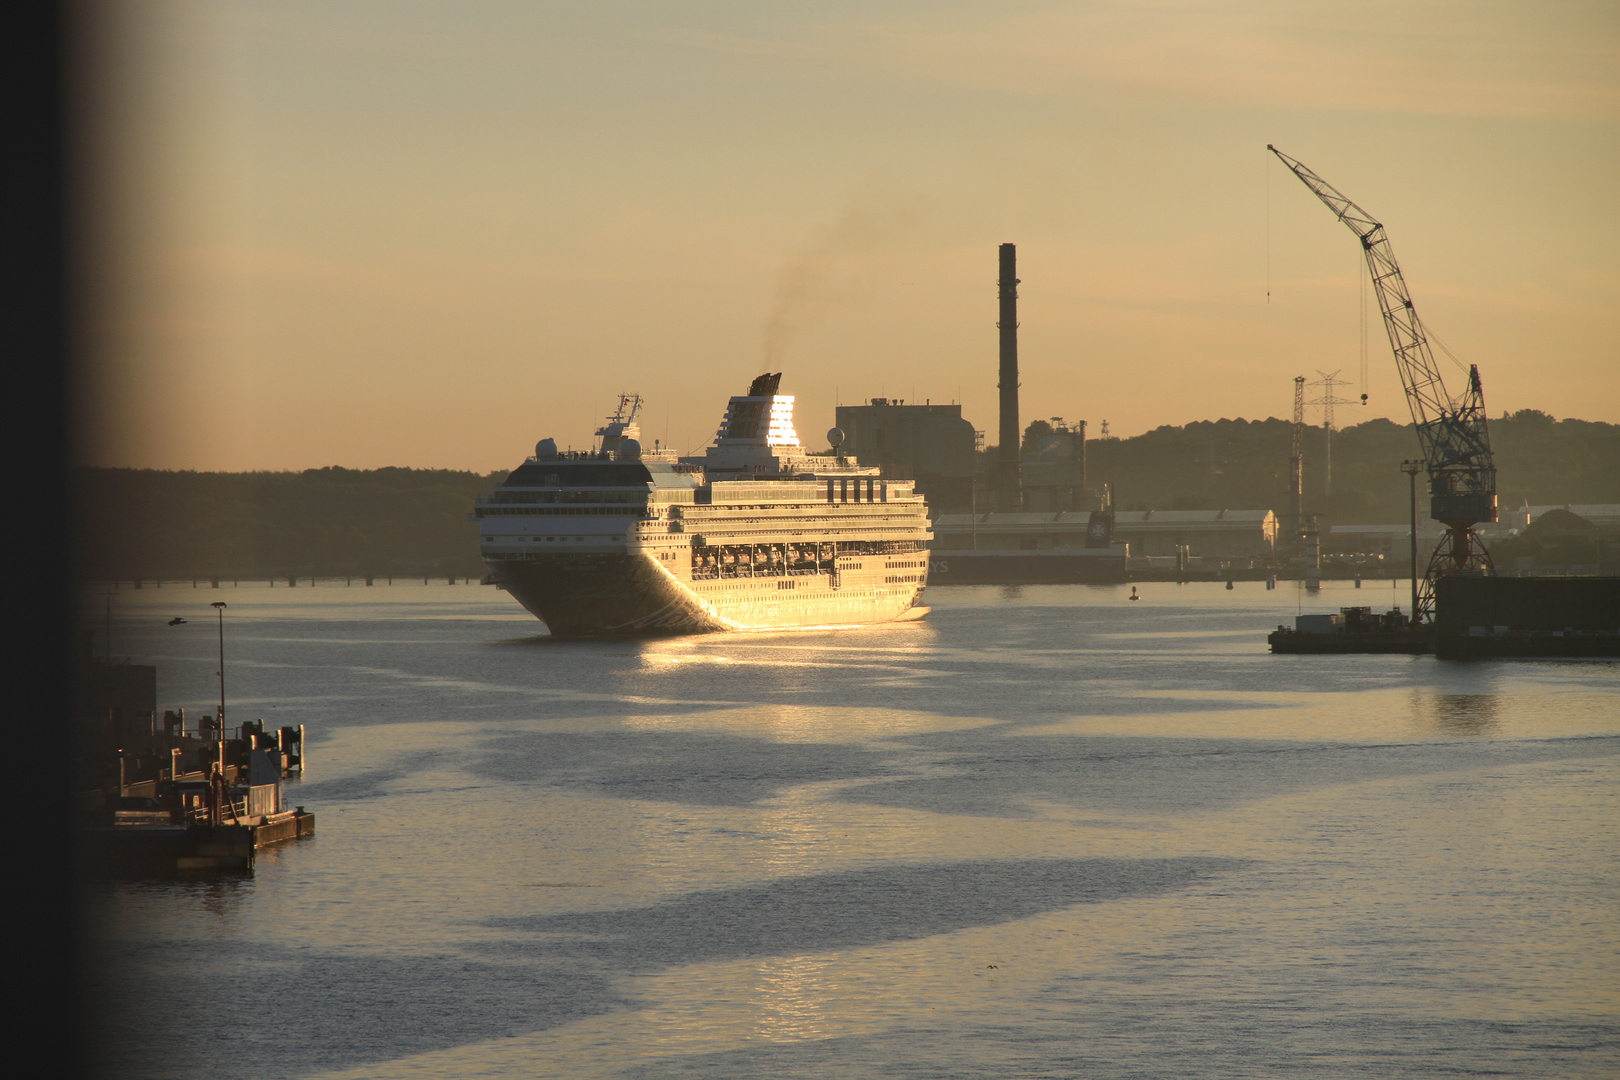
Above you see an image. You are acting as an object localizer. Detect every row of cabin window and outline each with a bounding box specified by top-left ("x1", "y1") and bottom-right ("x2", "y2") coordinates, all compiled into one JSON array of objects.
[
  {"x1": 482, "y1": 535, "x2": 625, "y2": 543},
  {"x1": 480, "y1": 507, "x2": 650, "y2": 516}
]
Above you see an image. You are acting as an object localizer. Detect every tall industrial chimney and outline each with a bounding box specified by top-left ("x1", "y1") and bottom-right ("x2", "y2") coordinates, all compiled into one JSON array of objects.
[
  {"x1": 997, "y1": 243, "x2": 1021, "y2": 509},
  {"x1": 1077, "y1": 419, "x2": 1087, "y2": 500}
]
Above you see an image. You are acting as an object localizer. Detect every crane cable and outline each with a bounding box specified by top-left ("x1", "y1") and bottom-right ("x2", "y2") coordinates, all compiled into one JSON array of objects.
[{"x1": 1425, "y1": 327, "x2": 1472, "y2": 377}]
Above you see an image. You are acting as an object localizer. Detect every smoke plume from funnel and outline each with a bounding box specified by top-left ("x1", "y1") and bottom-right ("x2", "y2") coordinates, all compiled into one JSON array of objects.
[{"x1": 761, "y1": 188, "x2": 926, "y2": 366}]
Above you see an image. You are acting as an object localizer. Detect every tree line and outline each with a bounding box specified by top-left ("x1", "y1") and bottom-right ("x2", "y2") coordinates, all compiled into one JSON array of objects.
[
  {"x1": 75, "y1": 410, "x2": 1616, "y2": 579},
  {"x1": 1000, "y1": 409, "x2": 1618, "y2": 524},
  {"x1": 75, "y1": 466, "x2": 502, "y2": 581}
]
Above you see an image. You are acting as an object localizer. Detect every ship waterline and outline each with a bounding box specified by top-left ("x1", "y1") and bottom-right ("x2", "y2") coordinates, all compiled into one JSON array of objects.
[
  {"x1": 491, "y1": 553, "x2": 930, "y2": 636},
  {"x1": 475, "y1": 376, "x2": 932, "y2": 637}
]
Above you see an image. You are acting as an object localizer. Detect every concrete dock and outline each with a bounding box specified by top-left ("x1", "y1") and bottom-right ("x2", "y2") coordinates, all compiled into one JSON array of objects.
[
  {"x1": 1270, "y1": 577, "x2": 1620, "y2": 658},
  {"x1": 85, "y1": 809, "x2": 316, "y2": 876}
]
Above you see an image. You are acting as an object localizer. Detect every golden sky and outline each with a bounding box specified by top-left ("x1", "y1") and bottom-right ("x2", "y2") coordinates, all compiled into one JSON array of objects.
[{"x1": 77, "y1": 0, "x2": 1620, "y2": 472}]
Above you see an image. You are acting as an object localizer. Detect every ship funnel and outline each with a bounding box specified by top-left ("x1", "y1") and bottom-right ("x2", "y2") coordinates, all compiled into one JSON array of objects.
[
  {"x1": 715, "y1": 373, "x2": 799, "y2": 446},
  {"x1": 682, "y1": 372, "x2": 813, "y2": 475}
]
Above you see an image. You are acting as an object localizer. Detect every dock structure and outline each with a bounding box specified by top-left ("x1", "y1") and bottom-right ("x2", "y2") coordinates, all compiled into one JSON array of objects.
[
  {"x1": 88, "y1": 762, "x2": 317, "y2": 876},
  {"x1": 927, "y1": 547, "x2": 1126, "y2": 584},
  {"x1": 78, "y1": 652, "x2": 316, "y2": 876},
  {"x1": 1268, "y1": 607, "x2": 1431, "y2": 654},
  {"x1": 1270, "y1": 577, "x2": 1620, "y2": 657},
  {"x1": 1432, "y1": 575, "x2": 1620, "y2": 658},
  {"x1": 85, "y1": 811, "x2": 316, "y2": 875}
]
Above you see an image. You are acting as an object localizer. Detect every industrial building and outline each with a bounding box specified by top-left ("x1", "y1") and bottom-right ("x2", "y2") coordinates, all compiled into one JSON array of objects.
[
  {"x1": 932, "y1": 511, "x2": 1108, "y2": 550},
  {"x1": 833, "y1": 244, "x2": 1096, "y2": 520},
  {"x1": 840, "y1": 403, "x2": 1097, "y2": 518},
  {"x1": 1021, "y1": 421, "x2": 1089, "y2": 512},
  {"x1": 1328, "y1": 504, "x2": 1620, "y2": 560},
  {"x1": 928, "y1": 510, "x2": 1127, "y2": 582},
  {"x1": 833, "y1": 398, "x2": 978, "y2": 512},
  {"x1": 933, "y1": 508, "x2": 1278, "y2": 562},
  {"x1": 1113, "y1": 510, "x2": 1278, "y2": 559}
]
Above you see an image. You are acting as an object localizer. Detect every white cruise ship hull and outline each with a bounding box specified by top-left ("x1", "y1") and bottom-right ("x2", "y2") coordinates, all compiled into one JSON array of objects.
[
  {"x1": 476, "y1": 375, "x2": 932, "y2": 638},
  {"x1": 491, "y1": 552, "x2": 926, "y2": 637}
]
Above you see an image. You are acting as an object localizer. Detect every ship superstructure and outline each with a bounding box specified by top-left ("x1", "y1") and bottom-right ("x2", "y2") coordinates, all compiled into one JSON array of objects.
[{"x1": 474, "y1": 374, "x2": 932, "y2": 636}]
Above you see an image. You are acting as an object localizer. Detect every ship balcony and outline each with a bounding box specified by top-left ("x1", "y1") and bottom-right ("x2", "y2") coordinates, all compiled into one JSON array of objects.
[{"x1": 690, "y1": 564, "x2": 830, "y2": 581}]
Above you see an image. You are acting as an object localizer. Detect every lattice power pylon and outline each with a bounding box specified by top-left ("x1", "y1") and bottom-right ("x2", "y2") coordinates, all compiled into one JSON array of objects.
[
  {"x1": 1307, "y1": 370, "x2": 1359, "y2": 499},
  {"x1": 1290, "y1": 375, "x2": 1305, "y2": 542}
]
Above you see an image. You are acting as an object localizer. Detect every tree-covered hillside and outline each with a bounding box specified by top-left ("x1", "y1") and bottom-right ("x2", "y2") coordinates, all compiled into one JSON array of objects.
[
  {"x1": 1002, "y1": 410, "x2": 1619, "y2": 524},
  {"x1": 75, "y1": 467, "x2": 502, "y2": 580},
  {"x1": 75, "y1": 410, "x2": 1618, "y2": 579}
]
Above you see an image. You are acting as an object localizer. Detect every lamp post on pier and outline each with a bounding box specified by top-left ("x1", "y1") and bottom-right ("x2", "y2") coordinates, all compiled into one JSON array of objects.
[
  {"x1": 1400, "y1": 462, "x2": 1421, "y2": 624},
  {"x1": 212, "y1": 602, "x2": 228, "y2": 733}
]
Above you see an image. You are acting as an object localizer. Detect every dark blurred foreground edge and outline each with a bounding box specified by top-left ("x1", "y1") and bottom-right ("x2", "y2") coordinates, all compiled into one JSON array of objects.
[{"x1": 14, "y1": 1, "x2": 85, "y2": 1074}]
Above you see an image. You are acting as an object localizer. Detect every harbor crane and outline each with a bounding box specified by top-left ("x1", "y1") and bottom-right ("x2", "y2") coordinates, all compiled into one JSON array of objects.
[{"x1": 1269, "y1": 145, "x2": 1497, "y2": 623}]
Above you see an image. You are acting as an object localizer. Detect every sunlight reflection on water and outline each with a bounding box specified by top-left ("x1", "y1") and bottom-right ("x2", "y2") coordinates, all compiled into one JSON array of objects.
[{"x1": 86, "y1": 581, "x2": 1619, "y2": 1079}]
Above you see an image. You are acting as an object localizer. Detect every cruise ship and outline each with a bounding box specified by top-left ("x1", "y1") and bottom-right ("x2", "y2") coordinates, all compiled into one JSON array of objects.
[{"x1": 474, "y1": 374, "x2": 932, "y2": 636}]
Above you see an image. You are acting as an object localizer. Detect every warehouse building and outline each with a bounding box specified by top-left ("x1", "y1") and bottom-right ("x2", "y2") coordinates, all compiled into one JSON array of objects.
[
  {"x1": 933, "y1": 508, "x2": 1278, "y2": 561},
  {"x1": 833, "y1": 399, "x2": 978, "y2": 512}
]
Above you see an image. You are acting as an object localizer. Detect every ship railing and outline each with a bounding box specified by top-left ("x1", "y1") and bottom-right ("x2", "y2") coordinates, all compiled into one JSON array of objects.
[
  {"x1": 691, "y1": 562, "x2": 828, "y2": 579},
  {"x1": 692, "y1": 565, "x2": 831, "y2": 578}
]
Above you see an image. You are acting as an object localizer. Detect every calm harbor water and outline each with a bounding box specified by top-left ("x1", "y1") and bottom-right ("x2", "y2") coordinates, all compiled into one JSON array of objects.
[{"x1": 88, "y1": 579, "x2": 1619, "y2": 1078}]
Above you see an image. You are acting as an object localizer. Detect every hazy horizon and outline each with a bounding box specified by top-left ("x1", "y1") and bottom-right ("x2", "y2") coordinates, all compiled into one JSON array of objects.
[{"x1": 76, "y1": 1, "x2": 1619, "y2": 473}]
